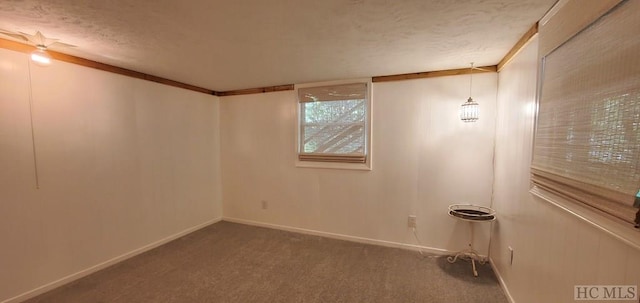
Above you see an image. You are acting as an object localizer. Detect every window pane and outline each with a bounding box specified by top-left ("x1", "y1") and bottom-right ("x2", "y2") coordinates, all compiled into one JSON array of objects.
[{"x1": 301, "y1": 99, "x2": 365, "y2": 154}]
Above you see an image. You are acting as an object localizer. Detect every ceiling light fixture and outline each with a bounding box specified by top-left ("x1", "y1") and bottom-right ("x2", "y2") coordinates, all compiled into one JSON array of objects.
[
  {"x1": 0, "y1": 30, "x2": 76, "y2": 67},
  {"x1": 460, "y1": 62, "x2": 479, "y2": 122},
  {"x1": 30, "y1": 45, "x2": 51, "y2": 66}
]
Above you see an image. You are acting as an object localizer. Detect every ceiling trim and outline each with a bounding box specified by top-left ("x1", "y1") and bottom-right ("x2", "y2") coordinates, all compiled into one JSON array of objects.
[
  {"x1": 372, "y1": 65, "x2": 498, "y2": 83},
  {"x1": 216, "y1": 65, "x2": 500, "y2": 97},
  {"x1": 1, "y1": 18, "x2": 540, "y2": 98},
  {"x1": 497, "y1": 22, "x2": 539, "y2": 71},
  {"x1": 0, "y1": 37, "x2": 217, "y2": 96},
  {"x1": 217, "y1": 84, "x2": 295, "y2": 97}
]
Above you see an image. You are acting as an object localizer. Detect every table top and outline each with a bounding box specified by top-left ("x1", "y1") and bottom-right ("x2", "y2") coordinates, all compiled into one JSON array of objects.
[{"x1": 448, "y1": 204, "x2": 496, "y2": 222}]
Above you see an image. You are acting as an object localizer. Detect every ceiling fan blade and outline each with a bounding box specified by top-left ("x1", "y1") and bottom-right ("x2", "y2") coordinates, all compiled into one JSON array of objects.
[
  {"x1": 2, "y1": 30, "x2": 74, "y2": 49},
  {"x1": 18, "y1": 31, "x2": 56, "y2": 46},
  {"x1": 0, "y1": 29, "x2": 29, "y2": 42},
  {"x1": 47, "y1": 41, "x2": 77, "y2": 49},
  {"x1": 17, "y1": 31, "x2": 42, "y2": 45}
]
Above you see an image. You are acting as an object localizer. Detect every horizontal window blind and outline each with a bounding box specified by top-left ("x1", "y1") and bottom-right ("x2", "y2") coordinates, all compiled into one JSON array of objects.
[
  {"x1": 298, "y1": 153, "x2": 366, "y2": 163},
  {"x1": 532, "y1": 0, "x2": 640, "y2": 227},
  {"x1": 298, "y1": 83, "x2": 368, "y2": 163},
  {"x1": 298, "y1": 83, "x2": 367, "y2": 103}
]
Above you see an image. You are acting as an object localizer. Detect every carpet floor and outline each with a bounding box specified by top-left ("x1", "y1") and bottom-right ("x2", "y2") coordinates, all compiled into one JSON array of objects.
[{"x1": 25, "y1": 221, "x2": 508, "y2": 303}]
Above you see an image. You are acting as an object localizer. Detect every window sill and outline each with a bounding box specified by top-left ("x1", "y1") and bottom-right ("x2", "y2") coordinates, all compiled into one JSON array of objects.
[
  {"x1": 530, "y1": 185, "x2": 640, "y2": 251},
  {"x1": 295, "y1": 160, "x2": 372, "y2": 171}
]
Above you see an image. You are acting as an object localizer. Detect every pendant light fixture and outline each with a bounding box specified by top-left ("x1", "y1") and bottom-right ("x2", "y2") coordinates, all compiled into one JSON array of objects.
[{"x1": 460, "y1": 62, "x2": 479, "y2": 122}]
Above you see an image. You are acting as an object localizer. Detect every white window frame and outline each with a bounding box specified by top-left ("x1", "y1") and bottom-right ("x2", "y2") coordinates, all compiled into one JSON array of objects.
[{"x1": 295, "y1": 78, "x2": 372, "y2": 170}]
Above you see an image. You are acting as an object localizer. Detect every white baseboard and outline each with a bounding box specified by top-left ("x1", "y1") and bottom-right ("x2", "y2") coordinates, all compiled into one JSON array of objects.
[
  {"x1": 489, "y1": 257, "x2": 515, "y2": 303},
  {"x1": 2, "y1": 217, "x2": 222, "y2": 303},
  {"x1": 5, "y1": 217, "x2": 495, "y2": 303},
  {"x1": 222, "y1": 216, "x2": 453, "y2": 256}
]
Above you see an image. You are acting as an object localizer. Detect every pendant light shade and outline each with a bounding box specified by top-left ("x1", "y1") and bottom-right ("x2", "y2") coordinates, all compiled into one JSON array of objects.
[
  {"x1": 460, "y1": 97, "x2": 479, "y2": 122},
  {"x1": 460, "y1": 63, "x2": 479, "y2": 122}
]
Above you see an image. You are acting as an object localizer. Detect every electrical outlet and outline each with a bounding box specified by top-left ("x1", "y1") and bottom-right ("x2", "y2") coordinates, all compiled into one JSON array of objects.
[
  {"x1": 508, "y1": 246, "x2": 514, "y2": 265},
  {"x1": 407, "y1": 215, "x2": 417, "y2": 228},
  {"x1": 261, "y1": 200, "x2": 268, "y2": 210}
]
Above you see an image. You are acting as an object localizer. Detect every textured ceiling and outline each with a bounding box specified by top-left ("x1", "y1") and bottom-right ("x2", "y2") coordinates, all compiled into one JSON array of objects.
[{"x1": 0, "y1": 0, "x2": 555, "y2": 91}]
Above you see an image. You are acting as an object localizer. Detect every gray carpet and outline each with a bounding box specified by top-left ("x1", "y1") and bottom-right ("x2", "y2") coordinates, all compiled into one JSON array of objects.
[{"x1": 25, "y1": 221, "x2": 508, "y2": 303}]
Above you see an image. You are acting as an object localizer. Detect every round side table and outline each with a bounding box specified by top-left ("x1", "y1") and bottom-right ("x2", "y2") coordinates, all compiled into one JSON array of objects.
[{"x1": 447, "y1": 204, "x2": 496, "y2": 277}]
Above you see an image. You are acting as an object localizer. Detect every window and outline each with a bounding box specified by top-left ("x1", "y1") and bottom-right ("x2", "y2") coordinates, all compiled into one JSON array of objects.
[
  {"x1": 296, "y1": 81, "x2": 371, "y2": 168},
  {"x1": 532, "y1": 0, "x2": 640, "y2": 229}
]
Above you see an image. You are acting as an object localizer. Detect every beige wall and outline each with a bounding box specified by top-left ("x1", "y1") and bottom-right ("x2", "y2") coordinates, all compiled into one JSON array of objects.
[
  {"x1": 0, "y1": 48, "x2": 222, "y2": 302},
  {"x1": 491, "y1": 36, "x2": 640, "y2": 303},
  {"x1": 220, "y1": 73, "x2": 497, "y2": 254},
  {"x1": 5, "y1": 8, "x2": 637, "y2": 303}
]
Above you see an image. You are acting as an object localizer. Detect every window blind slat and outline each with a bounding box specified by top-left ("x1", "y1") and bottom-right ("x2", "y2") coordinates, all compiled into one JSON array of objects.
[
  {"x1": 531, "y1": 168, "x2": 637, "y2": 224},
  {"x1": 298, "y1": 154, "x2": 366, "y2": 163},
  {"x1": 298, "y1": 83, "x2": 367, "y2": 103}
]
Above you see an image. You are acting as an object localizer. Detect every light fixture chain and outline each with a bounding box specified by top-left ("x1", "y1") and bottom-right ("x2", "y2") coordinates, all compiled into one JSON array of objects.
[
  {"x1": 469, "y1": 62, "x2": 474, "y2": 98},
  {"x1": 26, "y1": 58, "x2": 40, "y2": 189}
]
